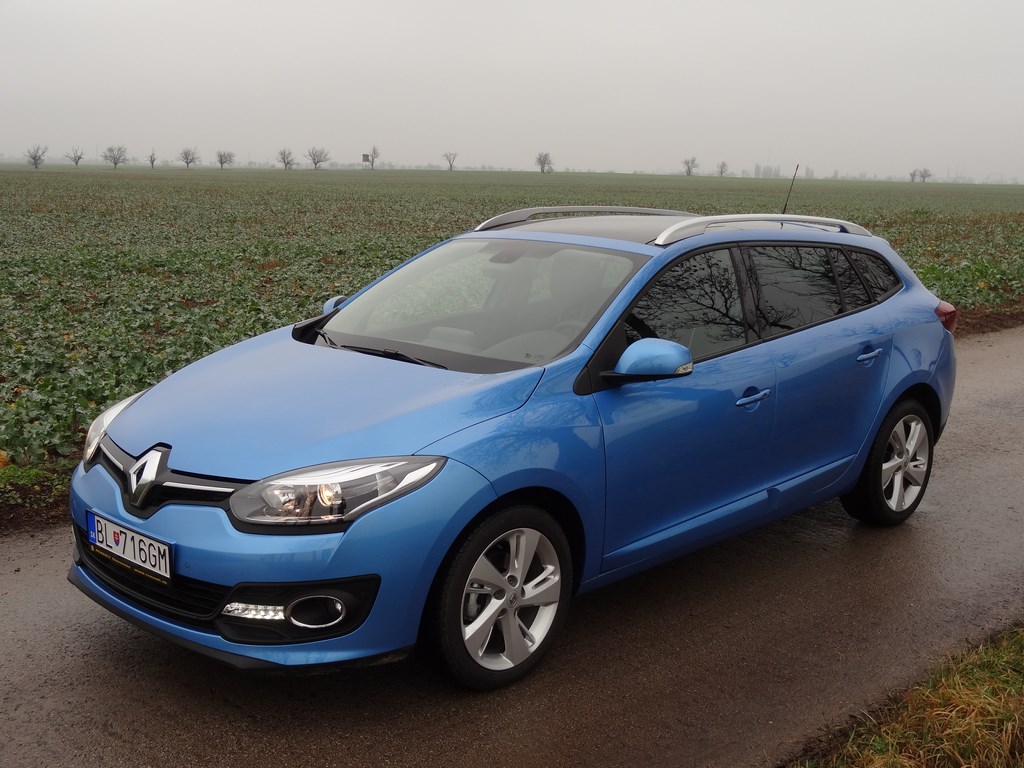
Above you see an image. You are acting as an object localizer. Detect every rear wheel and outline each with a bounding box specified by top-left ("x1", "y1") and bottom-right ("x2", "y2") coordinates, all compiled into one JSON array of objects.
[
  {"x1": 435, "y1": 505, "x2": 572, "y2": 690},
  {"x1": 841, "y1": 400, "x2": 934, "y2": 526}
]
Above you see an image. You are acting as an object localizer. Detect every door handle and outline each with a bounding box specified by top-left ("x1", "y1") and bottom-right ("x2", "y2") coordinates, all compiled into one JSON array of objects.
[
  {"x1": 856, "y1": 348, "x2": 883, "y2": 363},
  {"x1": 735, "y1": 389, "x2": 771, "y2": 407}
]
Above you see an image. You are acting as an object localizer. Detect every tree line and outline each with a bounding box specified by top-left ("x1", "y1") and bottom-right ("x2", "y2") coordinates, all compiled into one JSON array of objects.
[
  {"x1": 21, "y1": 143, "x2": 532, "y2": 174},
  {"x1": 20, "y1": 143, "x2": 473, "y2": 172},
  {"x1": 21, "y1": 144, "x2": 938, "y2": 180},
  {"x1": 21, "y1": 143, "x2": 396, "y2": 171}
]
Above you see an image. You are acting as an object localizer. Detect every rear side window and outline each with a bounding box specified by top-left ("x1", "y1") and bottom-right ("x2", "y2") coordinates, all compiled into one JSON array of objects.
[
  {"x1": 743, "y1": 246, "x2": 842, "y2": 337},
  {"x1": 830, "y1": 249, "x2": 873, "y2": 310},
  {"x1": 848, "y1": 250, "x2": 902, "y2": 299}
]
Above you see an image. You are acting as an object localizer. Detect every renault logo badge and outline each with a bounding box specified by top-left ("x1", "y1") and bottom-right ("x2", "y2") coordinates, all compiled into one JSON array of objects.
[{"x1": 128, "y1": 449, "x2": 165, "y2": 506}]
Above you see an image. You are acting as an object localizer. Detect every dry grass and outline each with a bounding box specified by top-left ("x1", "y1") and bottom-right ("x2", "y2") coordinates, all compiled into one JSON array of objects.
[{"x1": 790, "y1": 627, "x2": 1024, "y2": 767}]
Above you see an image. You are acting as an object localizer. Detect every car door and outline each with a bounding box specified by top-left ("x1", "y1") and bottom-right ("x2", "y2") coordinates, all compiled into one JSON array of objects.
[
  {"x1": 593, "y1": 248, "x2": 777, "y2": 570},
  {"x1": 742, "y1": 244, "x2": 894, "y2": 504}
]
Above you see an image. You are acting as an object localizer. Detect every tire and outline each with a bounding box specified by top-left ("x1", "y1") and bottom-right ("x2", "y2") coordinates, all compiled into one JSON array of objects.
[
  {"x1": 434, "y1": 505, "x2": 572, "y2": 690},
  {"x1": 841, "y1": 400, "x2": 934, "y2": 526}
]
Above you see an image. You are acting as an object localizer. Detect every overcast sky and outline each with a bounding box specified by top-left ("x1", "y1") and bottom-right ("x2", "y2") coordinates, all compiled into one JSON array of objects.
[{"x1": 3, "y1": 0, "x2": 1022, "y2": 181}]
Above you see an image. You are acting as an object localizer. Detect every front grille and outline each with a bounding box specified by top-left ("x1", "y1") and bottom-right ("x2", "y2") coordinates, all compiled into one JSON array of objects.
[
  {"x1": 74, "y1": 525, "x2": 229, "y2": 627},
  {"x1": 93, "y1": 435, "x2": 248, "y2": 520}
]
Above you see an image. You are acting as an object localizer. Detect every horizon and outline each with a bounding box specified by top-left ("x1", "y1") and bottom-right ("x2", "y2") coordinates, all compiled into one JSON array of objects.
[{"x1": 2, "y1": 156, "x2": 1015, "y2": 184}]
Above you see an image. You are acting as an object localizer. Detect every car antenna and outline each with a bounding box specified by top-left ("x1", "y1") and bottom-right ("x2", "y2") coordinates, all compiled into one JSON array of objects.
[{"x1": 781, "y1": 164, "x2": 800, "y2": 214}]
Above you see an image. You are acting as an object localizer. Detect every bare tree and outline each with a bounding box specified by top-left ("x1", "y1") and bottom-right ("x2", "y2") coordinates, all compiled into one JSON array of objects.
[
  {"x1": 65, "y1": 146, "x2": 85, "y2": 167},
  {"x1": 215, "y1": 150, "x2": 235, "y2": 170},
  {"x1": 682, "y1": 156, "x2": 699, "y2": 176},
  {"x1": 24, "y1": 145, "x2": 47, "y2": 169},
  {"x1": 369, "y1": 145, "x2": 380, "y2": 170},
  {"x1": 277, "y1": 148, "x2": 295, "y2": 170},
  {"x1": 147, "y1": 150, "x2": 157, "y2": 169},
  {"x1": 178, "y1": 147, "x2": 199, "y2": 169},
  {"x1": 305, "y1": 147, "x2": 330, "y2": 170},
  {"x1": 535, "y1": 151, "x2": 553, "y2": 173},
  {"x1": 716, "y1": 160, "x2": 728, "y2": 177},
  {"x1": 102, "y1": 145, "x2": 128, "y2": 169},
  {"x1": 443, "y1": 152, "x2": 458, "y2": 171},
  {"x1": 919, "y1": 168, "x2": 932, "y2": 183},
  {"x1": 909, "y1": 169, "x2": 920, "y2": 183}
]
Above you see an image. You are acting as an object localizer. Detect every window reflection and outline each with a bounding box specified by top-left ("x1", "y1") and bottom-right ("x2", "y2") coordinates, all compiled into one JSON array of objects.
[
  {"x1": 744, "y1": 246, "x2": 842, "y2": 336},
  {"x1": 629, "y1": 249, "x2": 748, "y2": 359},
  {"x1": 848, "y1": 249, "x2": 902, "y2": 299},
  {"x1": 831, "y1": 249, "x2": 872, "y2": 310}
]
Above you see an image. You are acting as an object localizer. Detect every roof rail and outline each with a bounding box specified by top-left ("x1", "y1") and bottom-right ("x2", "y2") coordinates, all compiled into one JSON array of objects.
[
  {"x1": 654, "y1": 214, "x2": 871, "y2": 245},
  {"x1": 476, "y1": 206, "x2": 694, "y2": 232}
]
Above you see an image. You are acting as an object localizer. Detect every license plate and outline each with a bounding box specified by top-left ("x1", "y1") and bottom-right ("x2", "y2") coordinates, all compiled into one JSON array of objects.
[{"x1": 87, "y1": 512, "x2": 171, "y2": 586}]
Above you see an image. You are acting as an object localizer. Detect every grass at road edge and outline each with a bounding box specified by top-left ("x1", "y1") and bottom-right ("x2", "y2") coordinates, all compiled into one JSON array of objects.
[
  {"x1": 0, "y1": 456, "x2": 75, "y2": 533},
  {"x1": 784, "y1": 625, "x2": 1024, "y2": 767}
]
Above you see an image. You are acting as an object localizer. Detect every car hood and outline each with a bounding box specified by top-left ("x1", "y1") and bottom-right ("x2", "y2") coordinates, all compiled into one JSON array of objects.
[{"x1": 106, "y1": 327, "x2": 543, "y2": 479}]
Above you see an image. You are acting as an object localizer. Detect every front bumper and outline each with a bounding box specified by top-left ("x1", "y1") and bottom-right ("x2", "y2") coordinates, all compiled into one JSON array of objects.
[{"x1": 67, "y1": 457, "x2": 497, "y2": 667}]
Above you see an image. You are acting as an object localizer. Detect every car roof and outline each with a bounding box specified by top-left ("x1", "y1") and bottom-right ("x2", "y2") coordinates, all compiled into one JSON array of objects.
[{"x1": 475, "y1": 207, "x2": 872, "y2": 246}]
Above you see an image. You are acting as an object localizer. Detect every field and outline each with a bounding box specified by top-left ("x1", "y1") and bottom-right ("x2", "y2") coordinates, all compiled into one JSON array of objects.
[{"x1": 1, "y1": 166, "x2": 1023, "y2": 466}]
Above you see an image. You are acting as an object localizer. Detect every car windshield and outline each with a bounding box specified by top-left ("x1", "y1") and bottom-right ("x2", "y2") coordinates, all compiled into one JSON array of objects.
[{"x1": 323, "y1": 238, "x2": 643, "y2": 372}]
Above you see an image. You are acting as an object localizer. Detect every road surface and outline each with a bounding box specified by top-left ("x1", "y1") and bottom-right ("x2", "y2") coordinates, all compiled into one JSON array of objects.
[{"x1": 2, "y1": 328, "x2": 1023, "y2": 768}]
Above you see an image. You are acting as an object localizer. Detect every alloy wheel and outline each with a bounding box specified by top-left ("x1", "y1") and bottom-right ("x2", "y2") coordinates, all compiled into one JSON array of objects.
[
  {"x1": 881, "y1": 413, "x2": 931, "y2": 512},
  {"x1": 460, "y1": 527, "x2": 562, "y2": 671}
]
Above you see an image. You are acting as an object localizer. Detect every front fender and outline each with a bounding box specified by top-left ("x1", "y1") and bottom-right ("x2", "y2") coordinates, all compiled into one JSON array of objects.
[{"x1": 422, "y1": 363, "x2": 607, "y2": 585}]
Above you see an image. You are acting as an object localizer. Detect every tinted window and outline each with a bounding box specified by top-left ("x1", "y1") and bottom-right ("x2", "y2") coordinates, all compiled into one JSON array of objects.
[
  {"x1": 628, "y1": 249, "x2": 748, "y2": 359},
  {"x1": 830, "y1": 249, "x2": 872, "y2": 310},
  {"x1": 744, "y1": 246, "x2": 842, "y2": 336},
  {"x1": 848, "y1": 250, "x2": 902, "y2": 299}
]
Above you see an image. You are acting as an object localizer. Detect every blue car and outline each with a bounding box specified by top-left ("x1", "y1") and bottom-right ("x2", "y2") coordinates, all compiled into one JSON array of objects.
[{"x1": 69, "y1": 207, "x2": 957, "y2": 689}]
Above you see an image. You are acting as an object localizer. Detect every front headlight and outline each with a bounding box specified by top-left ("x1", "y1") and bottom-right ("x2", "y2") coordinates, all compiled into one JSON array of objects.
[
  {"x1": 83, "y1": 391, "x2": 146, "y2": 463},
  {"x1": 229, "y1": 456, "x2": 446, "y2": 526}
]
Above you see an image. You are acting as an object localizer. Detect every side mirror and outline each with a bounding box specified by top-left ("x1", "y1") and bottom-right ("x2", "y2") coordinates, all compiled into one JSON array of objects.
[
  {"x1": 601, "y1": 338, "x2": 693, "y2": 385},
  {"x1": 321, "y1": 295, "x2": 348, "y2": 314}
]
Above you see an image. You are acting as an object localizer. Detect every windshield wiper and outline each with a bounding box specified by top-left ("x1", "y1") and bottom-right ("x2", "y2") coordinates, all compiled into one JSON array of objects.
[
  {"x1": 339, "y1": 345, "x2": 447, "y2": 369},
  {"x1": 314, "y1": 328, "x2": 340, "y2": 348}
]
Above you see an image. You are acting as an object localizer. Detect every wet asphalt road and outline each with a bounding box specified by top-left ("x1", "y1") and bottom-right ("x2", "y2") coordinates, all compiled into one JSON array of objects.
[{"x1": 2, "y1": 328, "x2": 1023, "y2": 768}]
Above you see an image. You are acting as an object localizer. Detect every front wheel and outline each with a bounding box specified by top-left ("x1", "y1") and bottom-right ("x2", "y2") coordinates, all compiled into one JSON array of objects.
[
  {"x1": 434, "y1": 505, "x2": 572, "y2": 690},
  {"x1": 841, "y1": 400, "x2": 934, "y2": 526}
]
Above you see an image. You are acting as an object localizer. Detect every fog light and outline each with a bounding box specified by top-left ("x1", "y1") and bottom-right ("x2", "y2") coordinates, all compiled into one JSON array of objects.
[
  {"x1": 286, "y1": 595, "x2": 347, "y2": 629},
  {"x1": 222, "y1": 602, "x2": 286, "y2": 621}
]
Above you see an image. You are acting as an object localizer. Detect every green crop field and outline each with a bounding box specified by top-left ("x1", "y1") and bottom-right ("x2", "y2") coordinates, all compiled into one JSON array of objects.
[{"x1": 2, "y1": 166, "x2": 1023, "y2": 465}]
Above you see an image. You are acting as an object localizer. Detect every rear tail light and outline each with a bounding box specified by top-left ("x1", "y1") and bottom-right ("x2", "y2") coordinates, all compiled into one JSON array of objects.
[{"x1": 935, "y1": 300, "x2": 958, "y2": 333}]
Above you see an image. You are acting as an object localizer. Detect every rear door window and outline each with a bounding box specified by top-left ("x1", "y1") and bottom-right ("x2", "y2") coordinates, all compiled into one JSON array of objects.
[{"x1": 743, "y1": 246, "x2": 843, "y2": 337}]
